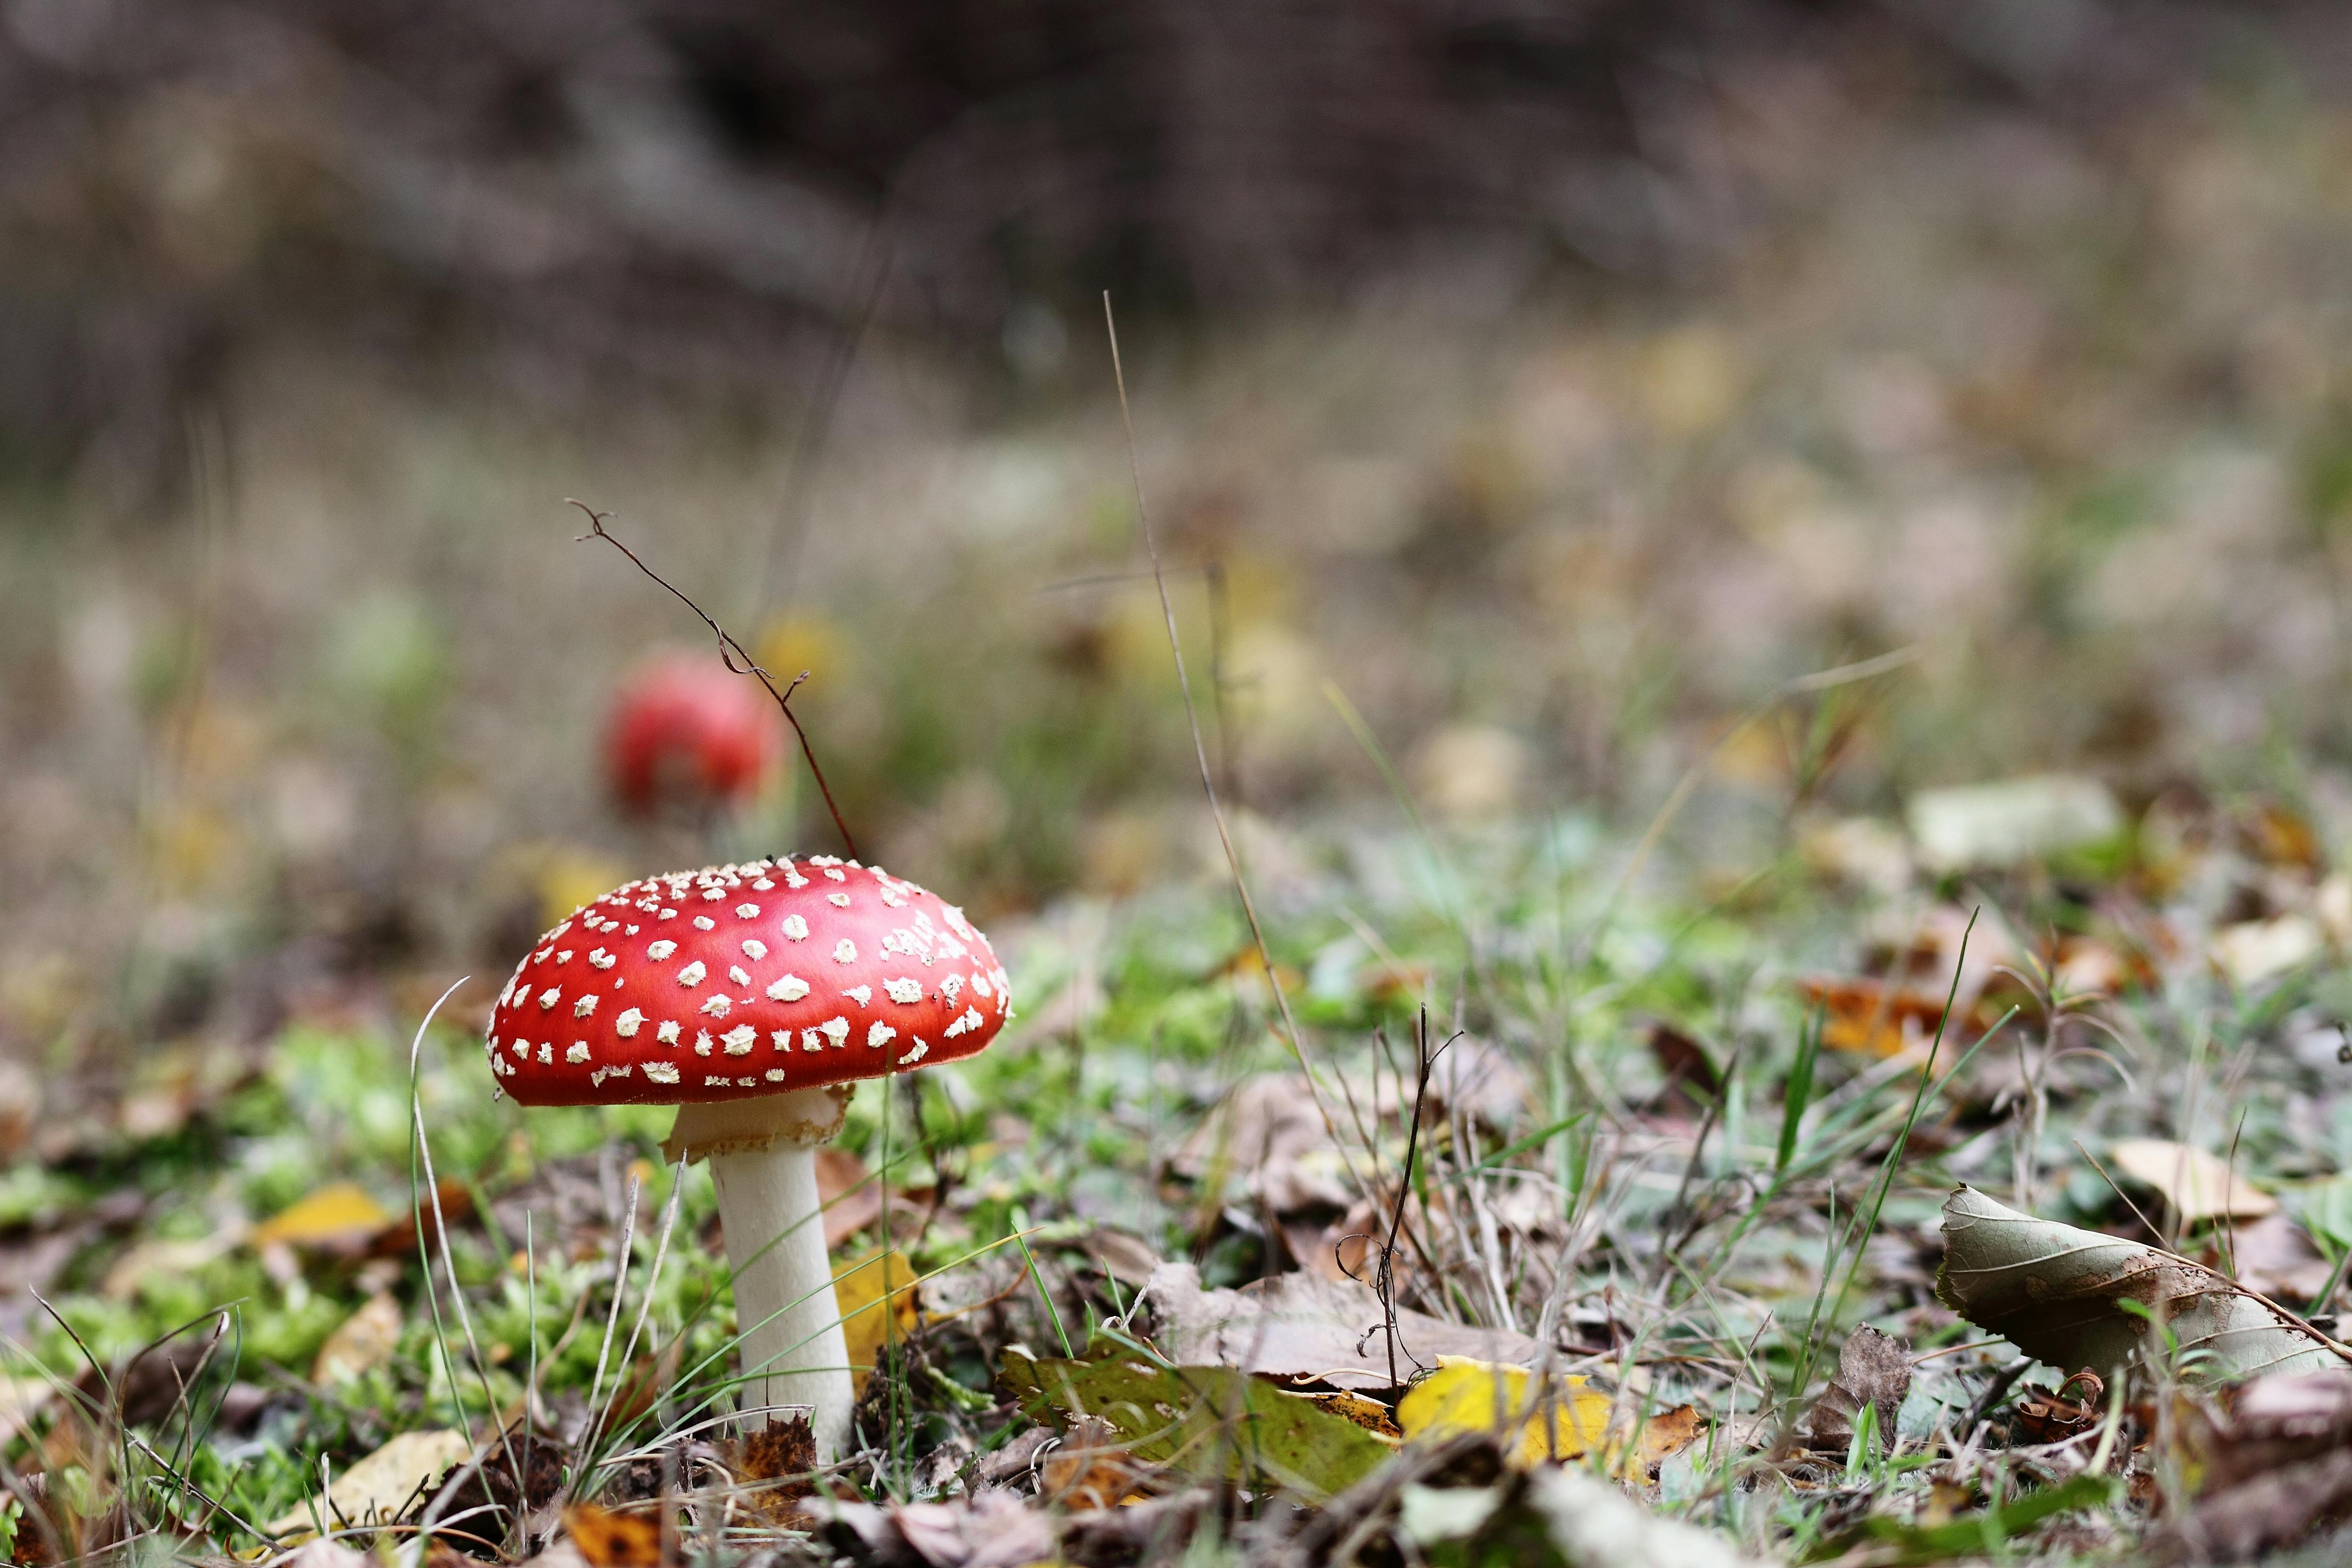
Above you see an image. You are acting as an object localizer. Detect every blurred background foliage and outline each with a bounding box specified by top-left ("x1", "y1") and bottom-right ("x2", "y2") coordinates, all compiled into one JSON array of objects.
[{"x1": 8, "y1": 0, "x2": 2352, "y2": 1091}]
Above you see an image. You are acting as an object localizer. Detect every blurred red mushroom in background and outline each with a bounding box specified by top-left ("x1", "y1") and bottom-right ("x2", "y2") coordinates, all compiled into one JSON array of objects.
[{"x1": 605, "y1": 654, "x2": 783, "y2": 817}]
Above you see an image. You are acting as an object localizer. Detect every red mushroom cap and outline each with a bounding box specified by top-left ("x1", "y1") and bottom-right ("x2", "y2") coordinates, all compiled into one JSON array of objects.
[
  {"x1": 485, "y1": 857, "x2": 1010, "y2": 1106},
  {"x1": 604, "y1": 656, "x2": 782, "y2": 814}
]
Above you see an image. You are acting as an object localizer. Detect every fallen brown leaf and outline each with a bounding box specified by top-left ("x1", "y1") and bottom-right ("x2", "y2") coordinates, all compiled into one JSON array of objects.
[
  {"x1": 1147, "y1": 1261, "x2": 1544, "y2": 1391},
  {"x1": 728, "y1": 1414, "x2": 817, "y2": 1525},
  {"x1": 1041, "y1": 1415, "x2": 1146, "y2": 1510},
  {"x1": 815, "y1": 1147, "x2": 882, "y2": 1247},
  {"x1": 1172, "y1": 1075, "x2": 1356, "y2": 1213},
  {"x1": 1938, "y1": 1185, "x2": 2349, "y2": 1384},
  {"x1": 1303, "y1": 1389, "x2": 1402, "y2": 1440},
  {"x1": 365, "y1": 1179, "x2": 478, "y2": 1259},
  {"x1": 2010, "y1": 1376, "x2": 2103, "y2": 1444},
  {"x1": 1079, "y1": 1227, "x2": 1162, "y2": 1289},
  {"x1": 1796, "y1": 976, "x2": 1987, "y2": 1058},
  {"x1": 425, "y1": 1426, "x2": 568, "y2": 1532},
  {"x1": 1627, "y1": 1403, "x2": 1707, "y2": 1470},
  {"x1": 562, "y1": 1503, "x2": 660, "y2": 1568},
  {"x1": 265, "y1": 1428, "x2": 471, "y2": 1541},
  {"x1": 2228, "y1": 1212, "x2": 2333, "y2": 1305},
  {"x1": 1803, "y1": 1325, "x2": 1911, "y2": 1455},
  {"x1": 811, "y1": 1492, "x2": 1058, "y2": 1568},
  {"x1": 2152, "y1": 1372, "x2": 2352, "y2": 1564},
  {"x1": 2107, "y1": 1138, "x2": 2276, "y2": 1225},
  {"x1": 312, "y1": 1292, "x2": 402, "y2": 1385},
  {"x1": 1645, "y1": 1020, "x2": 1722, "y2": 1114}
]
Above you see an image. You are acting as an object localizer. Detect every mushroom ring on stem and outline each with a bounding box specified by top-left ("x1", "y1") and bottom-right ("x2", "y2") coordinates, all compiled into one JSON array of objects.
[{"x1": 484, "y1": 855, "x2": 1010, "y2": 1461}]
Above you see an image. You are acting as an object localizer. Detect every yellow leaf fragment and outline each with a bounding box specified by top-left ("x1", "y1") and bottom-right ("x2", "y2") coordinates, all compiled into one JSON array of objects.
[
  {"x1": 1395, "y1": 1357, "x2": 1612, "y2": 1467},
  {"x1": 1635, "y1": 1403, "x2": 1707, "y2": 1469},
  {"x1": 833, "y1": 1248, "x2": 919, "y2": 1397},
  {"x1": 254, "y1": 1183, "x2": 394, "y2": 1249},
  {"x1": 265, "y1": 1427, "x2": 472, "y2": 1541},
  {"x1": 2108, "y1": 1138, "x2": 2275, "y2": 1225}
]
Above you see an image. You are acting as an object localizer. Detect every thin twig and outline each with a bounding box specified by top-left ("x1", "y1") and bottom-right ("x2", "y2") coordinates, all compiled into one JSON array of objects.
[
  {"x1": 1099, "y1": 295, "x2": 1365, "y2": 1199},
  {"x1": 1342, "y1": 1009, "x2": 1460, "y2": 1388},
  {"x1": 570, "y1": 499, "x2": 857, "y2": 857}
]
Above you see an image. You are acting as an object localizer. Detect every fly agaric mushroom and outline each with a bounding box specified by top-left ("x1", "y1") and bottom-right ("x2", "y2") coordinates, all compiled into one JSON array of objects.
[
  {"x1": 605, "y1": 654, "x2": 783, "y2": 816},
  {"x1": 483, "y1": 855, "x2": 1009, "y2": 1459}
]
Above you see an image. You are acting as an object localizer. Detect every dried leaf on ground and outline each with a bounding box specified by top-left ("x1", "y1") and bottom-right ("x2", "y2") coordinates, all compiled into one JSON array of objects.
[
  {"x1": 1000, "y1": 1338, "x2": 1394, "y2": 1501},
  {"x1": 562, "y1": 1503, "x2": 661, "y2": 1568},
  {"x1": 265, "y1": 1427, "x2": 471, "y2": 1540},
  {"x1": 1393, "y1": 1357, "x2": 1701, "y2": 1475},
  {"x1": 1170, "y1": 1056, "x2": 1529, "y2": 1217},
  {"x1": 2108, "y1": 1138, "x2": 2276, "y2": 1224},
  {"x1": 834, "y1": 1248, "x2": 919, "y2": 1397},
  {"x1": 1170, "y1": 1074, "x2": 1361, "y2": 1212},
  {"x1": 813, "y1": 1491, "x2": 1058, "y2": 1568},
  {"x1": 1147, "y1": 1261, "x2": 1543, "y2": 1391},
  {"x1": 1805, "y1": 1325, "x2": 1912, "y2": 1455},
  {"x1": 2011, "y1": 1379, "x2": 2104, "y2": 1444},
  {"x1": 2151, "y1": 1450, "x2": 2352, "y2": 1566},
  {"x1": 2231, "y1": 1212, "x2": 2334, "y2": 1304},
  {"x1": 280, "y1": 1540, "x2": 369, "y2": 1568},
  {"x1": 412, "y1": 1425, "x2": 567, "y2": 1533},
  {"x1": 1645, "y1": 1021, "x2": 1722, "y2": 1113},
  {"x1": 1304, "y1": 1388, "x2": 1403, "y2": 1439},
  {"x1": 311, "y1": 1292, "x2": 402, "y2": 1384},
  {"x1": 2153, "y1": 1375, "x2": 2352, "y2": 1565},
  {"x1": 2200, "y1": 1370, "x2": 2352, "y2": 1490},
  {"x1": 365, "y1": 1178, "x2": 478, "y2": 1259},
  {"x1": 815, "y1": 1147, "x2": 882, "y2": 1247},
  {"x1": 254, "y1": 1182, "x2": 393, "y2": 1250},
  {"x1": 1796, "y1": 977, "x2": 1982, "y2": 1059},
  {"x1": 1040, "y1": 1414, "x2": 1147, "y2": 1509},
  {"x1": 1396, "y1": 1358, "x2": 1611, "y2": 1467},
  {"x1": 1937, "y1": 1185, "x2": 2349, "y2": 1385},
  {"x1": 1080, "y1": 1227, "x2": 1163, "y2": 1288},
  {"x1": 727, "y1": 1415, "x2": 816, "y2": 1525}
]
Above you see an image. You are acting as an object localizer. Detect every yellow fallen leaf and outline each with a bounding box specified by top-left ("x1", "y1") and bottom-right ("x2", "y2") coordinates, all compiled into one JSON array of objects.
[
  {"x1": 266, "y1": 1427, "x2": 472, "y2": 1540},
  {"x1": 833, "y1": 1248, "x2": 918, "y2": 1397},
  {"x1": 1395, "y1": 1357, "x2": 1611, "y2": 1467},
  {"x1": 312, "y1": 1292, "x2": 404, "y2": 1384},
  {"x1": 2108, "y1": 1138, "x2": 2275, "y2": 1225},
  {"x1": 254, "y1": 1183, "x2": 393, "y2": 1250},
  {"x1": 1633, "y1": 1402, "x2": 1708, "y2": 1469}
]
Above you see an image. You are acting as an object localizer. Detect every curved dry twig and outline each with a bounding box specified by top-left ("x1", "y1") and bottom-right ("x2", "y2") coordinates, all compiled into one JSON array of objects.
[{"x1": 569, "y1": 499, "x2": 857, "y2": 858}]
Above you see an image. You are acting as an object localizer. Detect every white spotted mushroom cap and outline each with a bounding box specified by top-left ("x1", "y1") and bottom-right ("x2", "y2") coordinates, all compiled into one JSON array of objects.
[{"x1": 484, "y1": 857, "x2": 1010, "y2": 1106}]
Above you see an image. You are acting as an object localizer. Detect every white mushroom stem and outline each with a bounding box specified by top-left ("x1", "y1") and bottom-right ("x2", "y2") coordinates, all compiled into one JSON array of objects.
[{"x1": 664, "y1": 1088, "x2": 855, "y2": 1461}]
